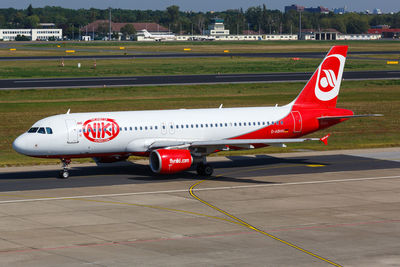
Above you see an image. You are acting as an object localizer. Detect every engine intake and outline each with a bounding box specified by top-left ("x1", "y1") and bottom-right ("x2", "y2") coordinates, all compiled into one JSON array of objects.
[{"x1": 150, "y1": 149, "x2": 193, "y2": 174}]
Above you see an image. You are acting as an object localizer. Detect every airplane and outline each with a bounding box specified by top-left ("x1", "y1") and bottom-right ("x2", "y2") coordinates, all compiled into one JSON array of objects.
[
  {"x1": 13, "y1": 45, "x2": 380, "y2": 179},
  {"x1": 140, "y1": 29, "x2": 176, "y2": 41}
]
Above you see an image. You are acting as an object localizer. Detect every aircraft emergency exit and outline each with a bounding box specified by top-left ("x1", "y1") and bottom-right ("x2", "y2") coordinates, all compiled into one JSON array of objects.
[{"x1": 13, "y1": 46, "x2": 379, "y2": 178}]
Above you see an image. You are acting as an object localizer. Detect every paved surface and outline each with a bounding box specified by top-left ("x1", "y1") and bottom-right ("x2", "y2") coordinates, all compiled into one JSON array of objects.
[
  {"x1": 0, "y1": 50, "x2": 399, "y2": 61},
  {"x1": 1, "y1": 70, "x2": 399, "y2": 90},
  {"x1": 0, "y1": 147, "x2": 399, "y2": 266}
]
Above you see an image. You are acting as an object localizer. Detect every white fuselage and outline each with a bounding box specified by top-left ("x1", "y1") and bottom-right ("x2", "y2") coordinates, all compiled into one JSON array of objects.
[{"x1": 13, "y1": 105, "x2": 292, "y2": 158}]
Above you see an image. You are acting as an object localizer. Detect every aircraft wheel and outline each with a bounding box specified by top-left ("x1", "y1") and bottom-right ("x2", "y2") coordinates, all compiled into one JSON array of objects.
[
  {"x1": 196, "y1": 164, "x2": 205, "y2": 176},
  {"x1": 196, "y1": 163, "x2": 213, "y2": 176},
  {"x1": 203, "y1": 164, "x2": 213, "y2": 176},
  {"x1": 59, "y1": 170, "x2": 69, "y2": 179}
]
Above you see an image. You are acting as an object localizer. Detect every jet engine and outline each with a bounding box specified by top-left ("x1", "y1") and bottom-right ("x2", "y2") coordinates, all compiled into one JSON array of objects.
[{"x1": 149, "y1": 149, "x2": 193, "y2": 174}]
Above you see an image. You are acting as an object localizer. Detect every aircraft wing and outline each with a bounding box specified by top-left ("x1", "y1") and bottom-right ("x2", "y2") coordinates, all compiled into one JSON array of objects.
[{"x1": 148, "y1": 135, "x2": 330, "y2": 150}]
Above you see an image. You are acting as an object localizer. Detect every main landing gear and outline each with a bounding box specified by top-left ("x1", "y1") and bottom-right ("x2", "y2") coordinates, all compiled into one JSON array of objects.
[
  {"x1": 196, "y1": 162, "x2": 214, "y2": 176},
  {"x1": 59, "y1": 158, "x2": 71, "y2": 179}
]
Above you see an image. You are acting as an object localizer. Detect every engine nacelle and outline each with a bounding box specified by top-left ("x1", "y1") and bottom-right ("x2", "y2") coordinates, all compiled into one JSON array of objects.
[{"x1": 149, "y1": 149, "x2": 193, "y2": 174}]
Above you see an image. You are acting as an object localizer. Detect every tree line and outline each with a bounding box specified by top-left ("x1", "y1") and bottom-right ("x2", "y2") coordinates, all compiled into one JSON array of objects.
[{"x1": 0, "y1": 4, "x2": 399, "y2": 38}]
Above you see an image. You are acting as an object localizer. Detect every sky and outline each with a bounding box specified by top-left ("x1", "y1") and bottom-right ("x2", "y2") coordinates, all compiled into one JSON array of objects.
[{"x1": 1, "y1": 0, "x2": 399, "y2": 13}]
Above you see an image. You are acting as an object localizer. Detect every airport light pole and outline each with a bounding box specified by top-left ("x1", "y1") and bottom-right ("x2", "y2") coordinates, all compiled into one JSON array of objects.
[
  {"x1": 109, "y1": 7, "x2": 112, "y2": 41},
  {"x1": 299, "y1": 11, "x2": 302, "y2": 40}
]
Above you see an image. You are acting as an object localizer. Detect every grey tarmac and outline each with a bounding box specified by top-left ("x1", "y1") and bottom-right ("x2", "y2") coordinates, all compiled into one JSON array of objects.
[{"x1": 0, "y1": 147, "x2": 399, "y2": 266}]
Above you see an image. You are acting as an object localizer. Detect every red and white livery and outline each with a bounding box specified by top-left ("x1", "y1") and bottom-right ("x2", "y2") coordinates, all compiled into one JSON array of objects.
[{"x1": 13, "y1": 46, "x2": 378, "y2": 178}]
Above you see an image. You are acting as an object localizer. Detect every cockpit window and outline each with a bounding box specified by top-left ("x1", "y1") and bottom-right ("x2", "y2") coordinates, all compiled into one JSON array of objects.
[
  {"x1": 37, "y1": 127, "x2": 46, "y2": 134},
  {"x1": 28, "y1": 127, "x2": 38, "y2": 133},
  {"x1": 46, "y1": 127, "x2": 53, "y2": 134}
]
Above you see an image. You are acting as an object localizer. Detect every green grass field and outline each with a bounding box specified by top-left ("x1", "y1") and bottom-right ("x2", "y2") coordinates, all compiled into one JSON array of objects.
[
  {"x1": 20, "y1": 40, "x2": 400, "y2": 53},
  {"x1": 1, "y1": 80, "x2": 399, "y2": 166},
  {"x1": 1, "y1": 40, "x2": 399, "y2": 58},
  {"x1": 0, "y1": 56, "x2": 398, "y2": 79}
]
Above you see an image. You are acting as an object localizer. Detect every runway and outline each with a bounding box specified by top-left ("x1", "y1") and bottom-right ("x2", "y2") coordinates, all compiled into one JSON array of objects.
[
  {"x1": 1, "y1": 70, "x2": 400, "y2": 90},
  {"x1": 0, "y1": 50, "x2": 399, "y2": 61},
  {"x1": 0, "y1": 147, "x2": 400, "y2": 266}
]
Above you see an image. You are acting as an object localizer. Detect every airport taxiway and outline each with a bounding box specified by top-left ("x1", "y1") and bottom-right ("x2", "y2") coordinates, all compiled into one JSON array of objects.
[
  {"x1": 1, "y1": 70, "x2": 399, "y2": 90},
  {"x1": 0, "y1": 147, "x2": 399, "y2": 266}
]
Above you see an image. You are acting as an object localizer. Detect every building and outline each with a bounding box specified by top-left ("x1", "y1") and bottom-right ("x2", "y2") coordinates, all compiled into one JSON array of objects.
[
  {"x1": 285, "y1": 4, "x2": 304, "y2": 12},
  {"x1": 368, "y1": 27, "x2": 400, "y2": 38},
  {"x1": 301, "y1": 28, "x2": 381, "y2": 40},
  {"x1": 333, "y1": 7, "x2": 346, "y2": 14},
  {"x1": 0, "y1": 28, "x2": 62, "y2": 41},
  {"x1": 285, "y1": 4, "x2": 329, "y2": 13},
  {"x1": 203, "y1": 18, "x2": 229, "y2": 37},
  {"x1": 336, "y1": 33, "x2": 381, "y2": 40}
]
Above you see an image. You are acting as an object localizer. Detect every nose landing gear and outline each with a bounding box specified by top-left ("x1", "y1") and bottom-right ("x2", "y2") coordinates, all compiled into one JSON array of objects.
[{"x1": 59, "y1": 158, "x2": 71, "y2": 179}]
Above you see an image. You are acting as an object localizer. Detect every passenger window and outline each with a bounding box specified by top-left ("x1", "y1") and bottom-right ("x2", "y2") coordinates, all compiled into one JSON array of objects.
[
  {"x1": 201, "y1": 124, "x2": 203, "y2": 128},
  {"x1": 244, "y1": 122, "x2": 247, "y2": 126},
  {"x1": 135, "y1": 127, "x2": 138, "y2": 130},
  {"x1": 28, "y1": 127, "x2": 38, "y2": 133},
  {"x1": 155, "y1": 126, "x2": 158, "y2": 130},
  {"x1": 145, "y1": 126, "x2": 148, "y2": 130},
  {"x1": 37, "y1": 127, "x2": 46, "y2": 134},
  {"x1": 186, "y1": 125, "x2": 189, "y2": 128},
  {"x1": 239, "y1": 123, "x2": 242, "y2": 126},
  {"x1": 124, "y1": 127, "x2": 127, "y2": 131},
  {"x1": 181, "y1": 125, "x2": 184, "y2": 128},
  {"x1": 140, "y1": 127, "x2": 143, "y2": 130},
  {"x1": 253, "y1": 122, "x2": 256, "y2": 126},
  {"x1": 225, "y1": 123, "x2": 228, "y2": 127},
  {"x1": 234, "y1": 123, "x2": 237, "y2": 126},
  {"x1": 205, "y1": 124, "x2": 208, "y2": 127},
  {"x1": 130, "y1": 127, "x2": 132, "y2": 131},
  {"x1": 258, "y1": 122, "x2": 261, "y2": 125},
  {"x1": 220, "y1": 123, "x2": 223, "y2": 127},
  {"x1": 46, "y1": 127, "x2": 53, "y2": 134},
  {"x1": 196, "y1": 124, "x2": 198, "y2": 128},
  {"x1": 150, "y1": 126, "x2": 153, "y2": 130},
  {"x1": 119, "y1": 127, "x2": 122, "y2": 131}
]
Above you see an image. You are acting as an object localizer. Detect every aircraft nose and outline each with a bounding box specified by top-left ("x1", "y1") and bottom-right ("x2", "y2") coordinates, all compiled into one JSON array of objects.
[{"x1": 13, "y1": 135, "x2": 29, "y2": 155}]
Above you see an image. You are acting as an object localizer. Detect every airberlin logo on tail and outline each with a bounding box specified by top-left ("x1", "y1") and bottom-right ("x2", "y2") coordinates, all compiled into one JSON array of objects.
[
  {"x1": 315, "y1": 54, "x2": 345, "y2": 101},
  {"x1": 83, "y1": 118, "x2": 119, "y2": 143}
]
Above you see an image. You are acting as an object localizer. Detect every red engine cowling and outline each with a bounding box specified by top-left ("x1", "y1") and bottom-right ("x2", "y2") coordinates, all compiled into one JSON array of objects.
[{"x1": 149, "y1": 149, "x2": 193, "y2": 174}]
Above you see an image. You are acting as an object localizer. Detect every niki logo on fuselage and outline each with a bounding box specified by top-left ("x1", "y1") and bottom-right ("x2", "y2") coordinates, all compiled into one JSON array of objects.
[
  {"x1": 83, "y1": 118, "x2": 119, "y2": 143},
  {"x1": 314, "y1": 54, "x2": 345, "y2": 101}
]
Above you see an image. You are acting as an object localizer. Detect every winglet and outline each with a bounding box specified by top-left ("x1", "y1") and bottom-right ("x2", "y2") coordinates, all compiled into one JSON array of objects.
[{"x1": 320, "y1": 134, "x2": 330, "y2": 145}]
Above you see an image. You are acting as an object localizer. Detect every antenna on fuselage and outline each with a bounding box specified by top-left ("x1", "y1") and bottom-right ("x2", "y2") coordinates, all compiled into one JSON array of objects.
[
  {"x1": 219, "y1": 104, "x2": 223, "y2": 109},
  {"x1": 66, "y1": 109, "x2": 70, "y2": 114}
]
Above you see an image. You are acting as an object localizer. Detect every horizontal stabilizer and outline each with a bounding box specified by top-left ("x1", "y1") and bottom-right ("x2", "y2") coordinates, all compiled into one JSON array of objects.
[{"x1": 317, "y1": 114, "x2": 383, "y2": 120}]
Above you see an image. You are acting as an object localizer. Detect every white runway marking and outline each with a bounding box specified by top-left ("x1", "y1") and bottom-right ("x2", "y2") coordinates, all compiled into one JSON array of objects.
[
  {"x1": 0, "y1": 175, "x2": 399, "y2": 204},
  {"x1": 14, "y1": 78, "x2": 137, "y2": 83}
]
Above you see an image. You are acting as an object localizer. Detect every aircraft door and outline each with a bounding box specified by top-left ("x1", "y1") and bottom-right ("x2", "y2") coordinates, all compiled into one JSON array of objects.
[
  {"x1": 291, "y1": 111, "x2": 302, "y2": 133},
  {"x1": 65, "y1": 119, "x2": 79, "y2": 143}
]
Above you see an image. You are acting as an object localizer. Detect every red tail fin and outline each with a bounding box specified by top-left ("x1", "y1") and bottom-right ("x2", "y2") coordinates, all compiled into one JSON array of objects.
[{"x1": 293, "y1": 46, "x2": 348, "y2": 109}]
